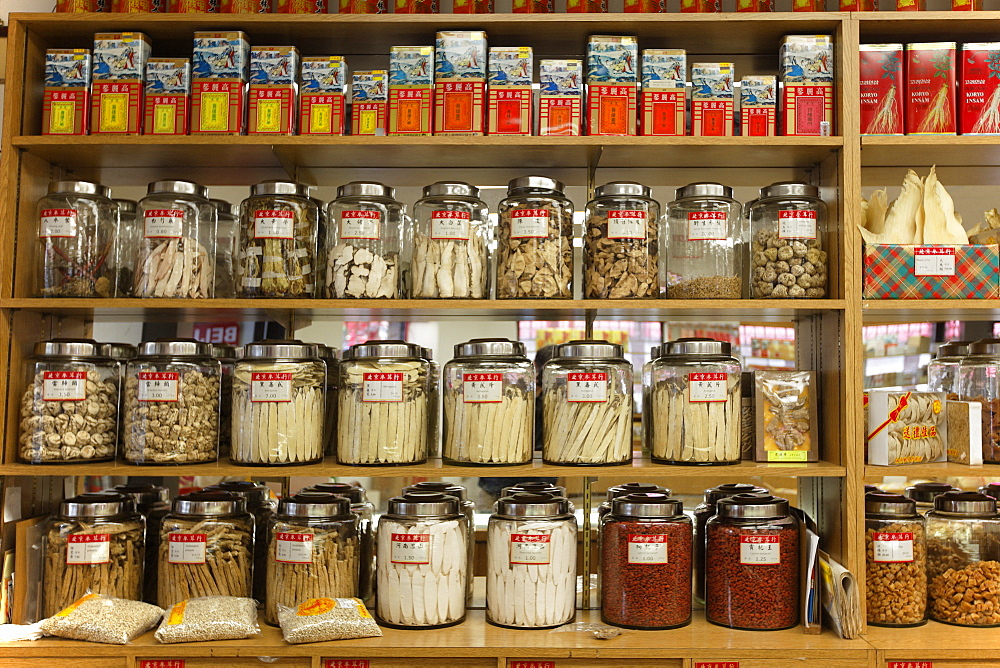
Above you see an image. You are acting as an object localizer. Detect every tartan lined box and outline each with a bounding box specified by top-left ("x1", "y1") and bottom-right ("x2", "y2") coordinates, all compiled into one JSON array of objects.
[{"x1": 863, "y1": 243, "x2": 1000, "y2": 299}]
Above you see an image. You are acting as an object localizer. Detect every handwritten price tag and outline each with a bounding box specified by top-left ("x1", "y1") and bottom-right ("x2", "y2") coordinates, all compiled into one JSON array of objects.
[{"x1": 913, "y1": 246, "x2": 956, "y2": 277}]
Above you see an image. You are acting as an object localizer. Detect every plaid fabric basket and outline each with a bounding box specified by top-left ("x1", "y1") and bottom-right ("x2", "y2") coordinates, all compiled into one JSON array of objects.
[{"x1": 863, "y1": 244, "x2": 1000, "y2": 299}]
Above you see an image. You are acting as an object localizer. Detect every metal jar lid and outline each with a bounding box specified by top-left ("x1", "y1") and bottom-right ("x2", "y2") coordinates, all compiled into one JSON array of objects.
[
  {"x1": 209, "y1": 481, "x2": 271, "y2": 510},
  {"x1": 344, "y1": 339, "x2": 422, "y2": 360},
  {"x1": 454, "y1": 338, "x2": 526, "y2": 358},
  {"x1": 61, "y1": 491, "x2": 136, "y2": 518},
  {"x1": 386, "y1": 491, "x2": 461, "y2": 519},
  {"x1": 308, "y1": 482, "x2": 367, "y2": 505},
  {"x1": 211, "y1": 199, "x2": 235, "y2": 217},
  {"x1": 242, "y1": 340, "x2": 319, "y2": 360},
  {"x1": 34, "y1": 338, "x2": 106, "y2": 358},
  {"x1": 969, "y1": 339, "x2": 1000, "y2": 356},
  {"x1": 421, "y1": 347, "x2": 434, "y2": 362},
  {"x1": 554, "y1": 339, "x2": 624, "y2": 360},
  {"x1": 937, "y1": 340, "x2": 974, "y2": 359},
  {"x1": 649, "y1": 345, "x2": 660, "y2": 360},
  {"x1": 251, "y1": 180, "x2": 312, "y2": 198},
  {"x1": 759, "y1": 181, "x2": 819, "y2": 200},
  {"x1": 278, "y1": 492, "x2": 353, "y2": 520},
  {"x1": 704, "y1": 483, "x2": 768, "y2": 505},
  {"x1": 675, "y1": 182, "x2": 733, "y2": 200},
  {"x1": 932, "y1": 491, "x2": 998, "y2": 516},
  {"x1": 501, "y1": 482, "x2": 566, "y2": 497},
  {"x1": 172, "y1": 490, "x2": 246, "y2": 516},
  {"x1": 663, "y1": 337, "x2": 733, "y2": 358},
  {"x1": 138, "y1": 338, "x2": 214, "y2": 358},
  {"x1": 865, "y1": 484, "x2": 884, "y2": 495},
  {"x1": 112, "y1": 483, "x2": 170, "y2": 509},
  {"x1": 507, "y1": 175, "x2": 564, "y2": 195},
  {"x1": 717, "y1": 493, "x2": 790, "y2": 520},
  {"x1": 865, "y1": 492, "x2": 918, "y2": 517},
  {"x1": 594, "y1": 181, "x2": 652, "y2": 199},
  {"x1": 147, "y1": 180, "x2": 209, "y2": 200},
  {"x1": 337, "y1": 181, "x2": 395, "y2": 200},
  {"x1": 404, "y1": 481, "x2": 469, "y2": 504},
  {"x1": 495, "y1": 492, "x2": 572, "y2": 519},
  {"x1": 423, "y1": 181, "x2": 480, "y2": 199},
  {"x1": 606, "y1": 482, "x2": 669, "y2": 502},
  {"x1": 905, "y1": 482, "x2": 960, "y2": 503},
  {"x1": 981, "y1": 483, "x2": 1000, "y2": 501},
  {"x1": 114, "y1": 199, "x2": 137, "y2": 214},
  {"x1": 101, "y1": 342, "x2": 138, "y2": 361},
  {"x1": 313, "y1": 344, "x2": 339, "y2": 361},
  {"x1": 49, "y1": 180, "x2": 109, "y2": 198},
  {"x1": 212, "y1": 344, "x2": 238, "y2": 361},
  {"x1": 612, "y1": 492, "x2": 684, "y2": 518}
]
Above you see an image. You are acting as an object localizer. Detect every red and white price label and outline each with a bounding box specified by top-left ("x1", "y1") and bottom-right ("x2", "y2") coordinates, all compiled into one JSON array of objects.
[
  {"x1": 687, "y1": 211, "x2": 728, "y2": 241},
  {"x1": 42, "y1": 371, "x2": 87, "y2": 401},
  {"x1": 168, "y1": 533, "x2": 207, "y2": 564},
  {"x1": 140, "y1": 661, "x2": 186, "y2": 668},
  {"x1": 627, "y1": 534, "x2": 668, "y2": 564},
  {"x1": 873, "y1": 531, "x2": 914, "y2": 563},
  {"x1": 510, "y1": 663, "x2": 556, "y2": 668},
  {"x1": 363, "y1": 372, "x2": 403, "y2": 402},
  {"x1": 608, "y1": 210, "x2": 647, "y2": 239},
  {"x1": 510, "y1": 534, "x2": 551, "y2": 564},
  {"x1": 777, "y1": 209, "x2": 817, "y2": 239},
  {"x1": 390, "y1": 533, "x2": 430, "y2": 564},
  {"x1": 340, "y1": 210, "x2": 381, "y2": 239},
  {"x1": 887, "y1": 663, "x2": 932, "y2": 668},
  {"x1": 511, "y1": 209, "x2": 550, "y2": 238},
  {"x1": 144, "y1": 208, "x2": 185, "y2": 238},
  {"x1": 567, "y1": 371, "x2": 608, "y2": 402},
  {"x1": 913, "y1": 246, "x2": 956, "y2": 277},
  {"x1": 66, "y1": 534, "x2": 110, "y2": 565},
  {"x1": 276, "y1": 532, "x2": 314, "y2": 564},
  {"x1": 739, "y1": 534, "x2": 781, "y2": 565},
  {"x1": 138, "y1": 371, "x2": 179, "y2": 402},
  {"x1": 253, "y1": 209, "x2": 295, "y2": 239},
  {"x1": 688, "y1": 372, "x2": 729, "y2": 403},
  {"x1": 251, "y1": 372, "x2": 293, "y2": 402},
  {"x1": 430, "y1": 210, "x2": 471, "y2": 240},
  {"x1": 463, "y1": 372, "x2": 503, "y2": 403},
  {"x1": 39, "y1": 209, "x2": 78, "y2": 238},
  {"x1": 694, "y1": 663, "x2": 740, "y2": 668},
  {"x1": 324, "y1": 662, "x2": 370, "y2": 668}
]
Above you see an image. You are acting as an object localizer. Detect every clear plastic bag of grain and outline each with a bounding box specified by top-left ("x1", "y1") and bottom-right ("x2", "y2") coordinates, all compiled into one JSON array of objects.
[
  {"x1": 40, "y1": 592, "x2": 163, "y2": 644},
  {"x1": 277, "y1": 597, "x2": 382, "y2": 644},
  {"x1": 154, "y1": 596, "x2": 260, "y2": 643}
]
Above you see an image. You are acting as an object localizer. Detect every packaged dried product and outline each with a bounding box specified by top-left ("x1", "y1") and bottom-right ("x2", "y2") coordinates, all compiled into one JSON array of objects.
[
  {"x1": 278, "y1": 597, "x2": 382, "y2": 643},
  {"x1": 325, "y1": 182, "x2": 403, "y2": 299},
  {"x1": 754, "y1": 370, "x2": 818, "y2": 462},
  {"x1": 40, "y1": 593, "x2": 163, "y2": 644},
  {"x1": 866, "y1": 390, "x2": 947, "y2": 466},
  {"x1": 584, "y1": 182, "x2": 660, "y2": 299},
  {"x1": 864, "y1": 493, "x2": 927, "y2": 627},
  {"x1": 155, "y1": 596, "x2": 260, "y2": 643}
]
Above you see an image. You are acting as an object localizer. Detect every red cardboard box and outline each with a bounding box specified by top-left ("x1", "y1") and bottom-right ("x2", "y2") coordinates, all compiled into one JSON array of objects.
[
  {"x1": 395, "y1": 0, "x2": 436, "y2": 11},
  {"x1": 960, "y1": 43, "x2": 1000, "y2": 135},
  {"x1": 299, "y1": 56, "x2": 347, "y2": 136},
  {"x1": 567, "y1": 0, "x2": 605, "y2": 9},
  {"x1": 839, "y1": 0, "x2": 874, "y2": 8},
  {"x1": 680, "y1": 0, "x2": 719, "y2": 9},
  {"x1": 353, "y1": 71, "x2": 388, "y2": 136},
  {"x1": 539, "y1": 60, "x2": 583, "y2": 136},
  {"x1": 736, "y1": 0, "x2": 772, "y2": 10},
  {"x1": 691, "y1": 62, "x2": 733, "y2": 136},
  {"x1": 624, "y1": 0, "x2": 663, "y2": 10},
  {"x1": 511, "y1": 0, "x2": 550, "y2": 9},
  {"x1": 434, "y1": 31, "x2": 487, "y2": 136},
  {"x1": 488, "y1": 47, "x2": 532, "y2": 136},
  {"x1": 220, "y1": 0, "x2": 270, "y2": 10},
  {"x1": 641, "y1": 49, "x2": 686, "y2": 136},
  {"x1": 860, "y1": 44, "x2": 904, "y2": 135},
  {"x1": 791, "y1": 0, "x2": 821, "y2": 10},
  {"x1": 275, "y1": 0, "x2": 326, "y2": 10},
  {"x1": 56, "y1": 0, "x2": 98, "y2": 11},
  {"x1": 906, "y1": 42, "x2": 956, "y2": 135},
  {"x1": 453, "y1": 0, "x2": 492, "y2": 11},
  {"x1": 740, "y1": 75, "x2": 776, "y2": 136},
  {"x1": 191, "y1": 81, "x2": 245, "y2": 134},
  {"x1": 169, "y1": 0, "x2": 218, "y2": 10},
  {"x1": 111, "y1": 0, "x2": 165, "y2": 10},
  {"x1": 953, "y1": 0, "x2": 982, "y2": 9},
  {"x1": 143, "y1": 58, "x2": 190, "y2": 136},
  {"x1": 895, "y1": 0, "x2": 924, "y2": 9},
  {"x1": 43, "y1": 49, "x2": 91, "y2": 135},
  {"x1": 340, "y1": 0, "x2": 385, "y2": 11}
]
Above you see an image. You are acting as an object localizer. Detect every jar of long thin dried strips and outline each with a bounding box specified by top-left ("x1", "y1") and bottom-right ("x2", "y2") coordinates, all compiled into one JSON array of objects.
[
  {"x1": 110, "y1": 199, "x2": 138, "y2": 297},
  {"x1": 112, "y1": 482, "x2": 170, "y2": 604},
  {"x1": 19, "y1": 338, "x2": 118, "y2": 464},
  {"x1": 123, "y1": 339, "x2": 220, "y2": 465},
  {"x1": 865, "y1": 492, "x2": 927, "y2": 627},
  {"x1": 207, "y1": 480, "x2": 275, "y2": 604},
  {"x1": 905, "y1": 481, "x2": 961, "y2": 513},
  {"x1": 265, "y1": 492, "x2": 359, "y2": 625},
  {"x1": 404, "y1": 481, "x2": 477, "y2": 603},
  {"x1": 693, "y1": 484, "x2": 767, "y2": 605},
  {"x1": 325, "y1": 182, "x2": 403, "y2": 299},
  {"x1": 158, "y1": 490, "x2": 254, "y2": 607},
  {"x1": 584, "y1": 181, "x2": 660, "y2": 299},
  {"x1": 928, "y1": 340, "x2": 972, "y2": 396},
  {"x1": 213, "y1": 343, "x2": 237, "y2": 458},
  {"x1": 314, "y1": 343, "x2": 340, "y2": 456},
  {"x1": 43, "y1": 492, "x2": 145, "y2": 617},
  {"x1": 307, "y1": 482, "x2": 375, "y2": 602},
  {"x1": 496, "y1": 176, "x2": 574, "y2": 299},
  {"x1": 237, "y1": 181, "x2": 319, "y2": 298},
  {"x1": 960, "y1": 339, "x2": 1000, "y2": 464},
  {"x1": 665, "y1": 182, "x2": 741, "y2": 299},
  {"x1": 232, "y1": 341, "x2": 325, "y2": 465},
  {"x1": 135, "y1": 180, "x2": 216, "y2": 299},
  {"x1": 337, "y1": 340, "x2": 432, "y2": 465},
  {"x1": 213, "y1": 198, "x2": 238, "y2": 299}
]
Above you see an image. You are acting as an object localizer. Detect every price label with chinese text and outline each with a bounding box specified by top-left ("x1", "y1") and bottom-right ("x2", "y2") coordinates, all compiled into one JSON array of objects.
[
  {"x1": 254, "y1": 209, "x2": 295, "y2": 239},
  {"x1": 276, "y1": 532, "x2": 314, "y2": 564},
  {"x1": 463, "y1": 373, "x2": 503, "y2": 403},
  {"x1": 144, "y1": 209, "x2": 185, "y2": 238},
  {"x1": 66, "y1": 534, "x2": 110, "y2": 565},
  {"x1": 510, "y1": 534, "x2": 551, "y2": 564},
  {"x1": 608, "y1": 210, "x2": 648, "y2": 239},
  {"x1": 739, "y1": 534, "x2": 780, "y2": 565},
  {"x1": 913, "y1": 247, "x2": 956, "y2": 277},
  {"x1": 627, "y1": 534, "x2": 668, "y2": 564},
  {"x1": 431, "y1": 210, "x2": 471, "y2": 240},
  {"x1": 687, "y1": 211, "x2": 727, "y2": 240},
  {"x1": 873, "y1": 532, "x2": 914, "y2": 563},
  {"x1": 511, "y1": 209, "x2": 550, "y2": 238},
  {"x1": 138, "y1": 372, "x2": 179, "y2": 402},
  {"x1": 688, "y1": 372, "x2": 729, "y2": 402},
  {"x1": 777, "y1": 209, "x2": 817, "y2": 239},
  {"x1": 362, "y1": 372, "x2": 403, "y2": 402},
  {"x1": 567, "y1": 372, "x2": 608, "y2": 402},
  {"x1": 168, "y1": 533, "x2": 207, "y2": 564},
  {"x1": 40, "y1": 209, "x2": 78, "y2": 238},
  {"x1": 390, "y1": 533, "x2": 430, "y2": 564},
  {"x1": 42, "y1": 371, "x2": 87, "y2": 401},
  {"x1": 251, "y1": 372, "x2": 293, "y2": 402}
]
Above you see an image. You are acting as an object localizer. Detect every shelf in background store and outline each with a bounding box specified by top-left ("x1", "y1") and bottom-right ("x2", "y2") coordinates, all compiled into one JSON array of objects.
[
  {"x1": 865, "y1": 462, "x2": 1000, "y2": 480},
  {"x1": 861, "y1": 135, "x2": 1000, "y2": 169},
  {"x1": 862, "y1": 300, "x2": 1000, "y2": 323}
]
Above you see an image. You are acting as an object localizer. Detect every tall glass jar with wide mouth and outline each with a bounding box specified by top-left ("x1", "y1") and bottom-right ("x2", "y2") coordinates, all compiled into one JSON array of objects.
[
  {"x1": 135, "y1": 180, "x2": 217, "y2": 299},
  {"x1": 542, "y1": 340, "x2": 633, "y2": 465},
  {"x1": 650, "y1": 337, "x2": 742, "y2": 465},
  {"x1": 238, "y1": 181, "x2": 319, "y2": 298},
  {"x1": 487, "y1": 493, "x2": 577, "y2": 629},
  {"x1": 212, "y1": 343, "x2": 237, "y2": 459},
  {"x1": 206, "y1": 480, "x2": 275, "y2": 604},
  {"x1": 928, "y1": 340, "x2": 973, "y2": 396},
  {"x1": 959, "y1": 339, "x2": 1000, "y2": 463},
  {"x1": 926, "y1": 491, "x2": 1000, "y2": 627},
  {"x1": 584, "y1": 181, "x2": 660, "y2": 299},
  {"x1": 307, "y1": 482, "x2": 376, "y2": 602},
  {"x1": 36, "y1": 180, "x2": 116, "y2": 298},
  {"x1": 665, "y1": 182, "x2": 741, "y2": 299},
  {"x1": 43, "y1": 491, "x2": 144, "y2": 617},
  {"x1": 232, "y1": 341, "x2": 326, "y2": 466},
  {"x1": 18, "y1": 338, "x2": 119, "y2": 464},
  {"x1": 376, "y1": 491, "x2": 469, "y2": 629},
  {"x1": 404, "y1": 481, "x2": 477, "y2": 602},
  {"x1": 596, "y1": 482, "x2": 669, "y2": 606},
  {"x1": 112, "y1": 482, "x2": 169, "y2": 604},
  {"x1": 312, "y1": 343, "x2": 340, "y2": 457},
  {"x1": 496, "y1": 176, "x2": 574, "y2": 299},
  {"x1": 324, "y1": 181, "x2": 404, "y2": 299},
  {"x1": 412, "y1": 181, "x2": 491, "y2": 299},
  {"x1": 865, "y1": 492, "x2": 927, "y2": 628},
  {"x1": 905, "y1": 482, "x2": 961, "y2": 513},
  {"x1": 212, "y1": 199, "x2": 238, "y2": 299},
  {"x1": 110, "y1": 198, "x2": 138, "y2": 297},
  {"x1": 443, "y1": 338, "x2": 534, "y2": 466},
  {"x1": 693, "y1": 483, "x2": 767, "y2": 605}
]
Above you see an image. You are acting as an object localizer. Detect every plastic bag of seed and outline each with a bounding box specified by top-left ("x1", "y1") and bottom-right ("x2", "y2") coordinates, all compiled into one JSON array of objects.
[
  {"x1": 154, "y1": 596, "x2": 260, "y2": 644},
  {"x1": 40, "y1": 592, "x2": 163, "y2": 644},
  {"x1": 277, "y1": 597, "x2": 382, "y2": 644}
]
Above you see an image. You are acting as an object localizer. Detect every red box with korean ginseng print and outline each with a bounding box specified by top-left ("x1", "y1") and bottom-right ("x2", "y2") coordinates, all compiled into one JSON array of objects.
[
  {"x1": 906, "y1": 43, "x2": 956, "y2": 135},
  {"x1": 860, "y1": 44, "x2": 903, "y2": 136},
  {"x1": 960, "y1": 44, "x2": 1000, "y2": 135}
]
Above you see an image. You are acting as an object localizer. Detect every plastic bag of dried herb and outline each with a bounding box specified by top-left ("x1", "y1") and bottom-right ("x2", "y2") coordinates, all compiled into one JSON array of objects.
[
  {"x1": 154, "y1": 596, "x2": 260, "y2": 643},
  {"x1": 277, "y1": 597, "x2": 382, "y2": 644},
  {"x1": 40, "y1": 592, "x2": 163, "y2": 644}
]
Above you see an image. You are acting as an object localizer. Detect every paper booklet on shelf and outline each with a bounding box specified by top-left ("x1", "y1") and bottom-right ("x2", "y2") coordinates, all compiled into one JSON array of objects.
[
  {"x1": 819, "y1": 550, "x2": 861, "y2": 639},
  {"x1": 791, "y1": 506, "x2": 821, "y2": 634}
]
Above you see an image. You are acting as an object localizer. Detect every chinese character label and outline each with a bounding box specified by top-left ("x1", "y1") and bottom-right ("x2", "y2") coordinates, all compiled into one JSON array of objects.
[
  {"x1": 688, "y1": 372, "x2": 729, "y2": 402},
  {"x1": 251, "y1": 372, "x2": 293, "y2": 402},
  {"x1": 66, "y1": 534, "x2": 110, "y2": 565},
  {"x1": 887, "y1": 664, "x2": 932, "y2": 668},
  {"x1": 42, "y1": 371, "x2": 87, "y2": 401},
  {"x1": 627, "y1": 534, "x2": 668, "y2": 564},
  {"x1": 739, "y1": 534, "x2": 780, "y2": 565},
  {"x1": 694, "y1": 663, "x2": 740, "y2": 668},
  {"x1": 687, "y1": 211, "x2": 728, "y2": 241},
  {"x1": 873, "y1": 532, "x2": 915, "y2": 563},
  {"x1": 139, "y1": 661, "x2": 186, "y2": 668},
  {"x1": 510, "y1": 663, "x2": 556, "y2": 668},
  {"x1": 340, "y1": 210, "x2": 381, "y2": 240},
  {"x1": 511, "y1": 209, "x2": 550, "y2": 238},
  {"x1": 463, "y1": 372, "x2": 503, "y2": 403},
  {"x1": 567, "y1": 371, "x2": 608, "y2": 402},
  {"x1": 362, "y1": 372, "x2": 403, "y2": 402},
  {"x1": 510, "y1": 533, "x2": 551, "y2": 564},
  {"x1": 324, "y1": 662, "x2": 370, "y2": 668},
  {"x1": 144, "y1": 209, "x2": 185, "y2": 238},
  {"x1": 40, "y1": 209, "x2": 78, "y2": 238},
  {"x1": 390, "y1": 533, "x2": 430, "y2": 564},
  {"x1": 168, "y1": 533, "x2": 207, "y2": 564},
  {"x1": 276, "y1": 532, "x2": 314, "y2": 564},
  {"x1": 913, "y1": 246, "x2": 956, "y2": 277},
  {"x1": 254, "y1": 209, "x2": 295, "y2": 239},
  {"x1": 608, "y1": 210, "x2": 648, "y2": 239},
  {"x1": 138, "y1": 371, "x2": 180, "y2": 402},
  {"x1": 430, "y1": 210, "x2": 471, "y2": 240},
  {"x1": 777, "y1": 209, "x2": 817, "y2": 239}
]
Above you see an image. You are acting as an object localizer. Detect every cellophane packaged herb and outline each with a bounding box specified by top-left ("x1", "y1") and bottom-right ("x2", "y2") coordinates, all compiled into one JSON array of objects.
[
  {"x1": 40, "y1": 592, "x2": 163, "y2": 644},
  {"x1": 154, "y1": 596, "x2": 260, "y2": 643},
  {"x1": 277, "y1": 597, "x2": 383, "y2": 643}
]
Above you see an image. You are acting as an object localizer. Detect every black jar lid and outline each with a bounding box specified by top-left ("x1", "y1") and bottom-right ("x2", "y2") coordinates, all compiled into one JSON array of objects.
[
  {"x1": 278, "y1": 492, "x2": 352, "y2": 520},
  {"x1": 112, "y1": 483, "x2": 169, "y2": 509},
  {"x1": 717, "y1": 493, "x2": 790, "y2": 520},
  {"x1": 494, "y1": 492, "x2": 572, "y2": 520},
  {"x1": 865, "y1": 484, "x2": 884, "y2": 495},
  {"x1": 612, "y1": 492, "x2": 683, "y2": 518},
  {"x1": 704, "y1": 483, "x2": 768, "y2": 505},
  {"x1": 937, "y1": 340, "x2": 974, "y2": 359},
  {"x1": 172, "y1": 490, "x2": 246, "y2": 516},
  {"x1": 980, "y1": 483, "x2": 1000, "y2": 501},
  {"x1": 904, "y1": 482, "x2": 960, "y2": 503},
  {"x1": 404, "y1": 481, "x2": 469, "y2": 504},
  {"x1": 206, "y1": 481, "x2": 271, "y2": 510},
  {"x1": 307, "y1": 482, "x2": 367, "y2": 504},
  {"x1": 865, "y1": 492, "x2": 918, "y2": 517},
  {"x1": 606, "y1": 482, "x2": 669, "y2": 502},
  {"x1": 61, "y1": 491, "x2": 136, "y2": 518},
  {"x1": 386, "y1": 491, "x2": 461, "y2": 519},
  {"x1": 932, "y1": 491, "x2": 998, "y2": 516},
  {"x1": 501, "y1": 482, "x2": 566, "y2": 497}
]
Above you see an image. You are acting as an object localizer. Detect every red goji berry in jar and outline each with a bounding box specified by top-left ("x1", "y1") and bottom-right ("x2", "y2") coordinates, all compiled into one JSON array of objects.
[{"x1": 693, "y1": 483, "x2": 767, "y2": 604}]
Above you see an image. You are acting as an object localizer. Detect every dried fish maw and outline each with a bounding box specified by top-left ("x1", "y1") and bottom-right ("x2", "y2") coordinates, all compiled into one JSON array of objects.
[
  {"x1": 922, "y1": 166, "x2": 970, "y2": 245},
  {"x1": 860, "y1": 169, "x2": 922, "y2": 245}
]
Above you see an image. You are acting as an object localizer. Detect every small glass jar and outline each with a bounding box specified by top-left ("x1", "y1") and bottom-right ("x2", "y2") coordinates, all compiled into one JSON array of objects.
[
  {"x1": 665, "y1": 182, "x2": 741, "y2": 299},
  {"x1": 649, "y1": 338, "x2": 742, "y2": 465},
  {"x1": 404, "y1": 481, "x2": 476, "y2": 602},
  {"x1": 212, "y1": 199, "x2": 238, "y2": 298},
  {"x1": 542, "y1": 340, "x2": 633, "y2": 465},
  {"x1": 926, "y1": 491, "x2": 1000, "y2": 626},
  {"x1": 905, "y1": 482, "x2": 961, "y2": 513},
  {"x1": 18, "y1": 339, "x2": 119, "y2": 464},
  {"x1": 928, "y1": 340, "x2": 972, "y2": 396},
  {"x1": 496, "y1": 176, "x2": 574, "y2": 299},
  {"x1": 112, "y1": 482, "x2": 170, "y2": 604},
  {"x1": 337, "y1": 340, "x2": 432, "y2": 465},
  {"x1": 207, "y1": 480, "x2": 275, "y2": 605},
  {"x1": 960, "y1": 339, "x2": 1000, "y2": 464},
  {"x1": 443, "y1": 338, "x2": 534, "y2": 465},
  {"x1": 110, "y1": 199, "x2": 139, "y2": 297},
  {"x1": 135, "y1": 180, "x2": 217, "y2": 299},
  {"x1": 749, "y1": 182, "x2": 828, "y2": 299},
  {"x1": 693, "y1": 483, "x2": 767, "y2": 605},
  {"x1": 237, "y1": 181, "x2": 319, "y2": 298},
  {"x1": 705, "y1": 494, "x2": 800, "y2": 630},
  {"x1": 213, "y1": 343, "x2": 237, "y2": 459},
  {"x1": 36, "y1": 180, "x2": 116, "y2": 298},
  {"x1": 411, "y1": 181, "x2": 490, "y2": 299},
  {"x1": 313, "y1": 344, "x2": 340, "y2": 457},
  {"x1": 307, "y1": 482, "x2": 375, "y2": 602},
  {"x1": 865, "y1": 492, "x2": 927, "y2": 628},
  {"x1": 602, "y1": 493, "x2": 692, "y2": 630},
  {"x1": 584, "y1": 181, "x2": 660, "y2": 299},
  {"x1": 232, "y1": 341, "x2": 326, "y2": 465},
  {"x1": 376, "y1": 491, "x2": 469, "y2": 629},
  {"x1": 487, "y1": 493, "x2": 577, "y2": 629},
  {"x1": 43, "y1": 492, "x2": 144, "y2": 617},
  {"x1": 325, "y1": 182, "x2": 404, "y2": 299},
  {"x1": 158, "y1": 491, "x2": 254, "y2": 608},
  {"x1": 123, "y1": 339, "x2": 221, "y2": 465},
  {"x1": 265, "y1": 492, "x2": 359, "y2": 625}
]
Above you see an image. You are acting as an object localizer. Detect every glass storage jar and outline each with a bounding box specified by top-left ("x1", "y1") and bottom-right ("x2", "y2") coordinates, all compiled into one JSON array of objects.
[
  {"x1": 487, "y1": 492, "x2": 577, "y2": 629},
  {"x1": 212, "y1": 199, "x2": 238, "y2": 299},
  {"x1": 443, "y1": 338, "x2": 534, "y2": 465},
  {"x1": 232, "y1": 340, "x2": 325, "y2": 465},
  {"x1": 213, "y1": 343, "x2": 237, "y2": 458},
  {"x1": 314, "y1": 343, "x2": 339, "y2": 457},
  {"x1": 324, "y1": 181, "x2": 404, "y2": 299},
  {"x1": 602, "y1": 493, "x2": 692, "y2": 630},
  {"x1": 496, "y1": 176, "x2": 574, "y2": 299},
  {"x1": 641, "y1": 346, "x2": 660, "y2": 453},
  {"x1": 123, "y1": 339, "x2": 221, "y2": 465},
  {"x1": 705, "y1": 494, "x2": 800, "y2": 630},
  {"x1": 928, "y1": 340, "x2": 973, "y2": 396},
  {"x1": 926, "y1": 491, "x2": 1000, "y2": 626},
  {"x1": 110, "y1": 199, "x2": 138, "y2": 297},
  {"x1": 404, "y1": 481, "x2": 477, "y2": 602},
  {"x1": 338, "y1": 340, "x2": 432, "y2": 465},
  {"x1": 265, "y1": 492, "x2": 359, "y2": 625},
  {"x1": 112, "y1": 482, "x2": 170, "y2": 604},
  {"x1": 905, "y1": 482, "x2": 961, "y2": 513},
  {"x1": 584, "y1": 181, "x2": 660, "y2": 299},
  {"x1": 376, "y1": 491, "x2": 469, "y2": 629},
  {"x1": 135, "y1": 180, "x2": 217, "y2": 299},
  {"x1": 649, "y1": 338, "x2": 742, "y2": 465},
  {"x1": 693, "y1": 483, "x2": 767, "y2": 605},
  {"x1": 102, "y1": 341, "x2": 136, "y2": 432},
  {"x1": 307, "y1": 482, "x2": 375, "y2": 602},
  {"x1": 542, "y1": 340, "x2": 633, "y2": 465},
  {"x1": 43, "y1": 491, "x2": 144, "y2": 617},
  {"x1": 158, "y1": 490, "x2": 254, "y2": 607},
  {"x1": 411, "y1": 181, "x2": 490, "y2": 299},
  {"x1": 865, "y1": 492, "x2": 927, "y2": 627},
  {"x1": 207, "y1": 480, "x2": 275, "y2": 604},
  {"x1": 422, "y1": 347, "x2": 441, "y2": 456},
  {"x1": 237, "y1": 181, "x2": 319, "y2": 298},
  {"x1": 18, "y1": 338, "x2": 118, "y2": 464},
  {"x1": 748, "y1": 181, "x2": 828, "y2": 299},
  {"x1": 959, "y1": 339, "x2": 1000, "y2": 464},
  {"x1": 665, "y1": 182, "x2": 741, "y2": 299},
  {"x1": 36, "y1": 180, "x2": 116, "y2": 298}
]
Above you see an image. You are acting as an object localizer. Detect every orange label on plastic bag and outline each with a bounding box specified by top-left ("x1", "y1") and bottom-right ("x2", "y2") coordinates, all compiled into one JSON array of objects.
[
  {"x1": 298, "y1": 597, "x2": 337, "y2": 616},
  {"x1": 56, "y1": 592, "x2": 98, "y2": 617},
  {"x1": 167, "y1": 600, "x2": 188, "y2": 624}
]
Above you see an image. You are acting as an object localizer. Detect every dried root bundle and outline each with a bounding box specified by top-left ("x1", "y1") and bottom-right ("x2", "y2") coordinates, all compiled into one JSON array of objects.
[
  {"x1": 134, "y1": 237, "x2": 213, "y2": 298},
  {"x1": 650, "y1": 374, "x2": 741, "y2": 463},
  {"x1": 411, "y1": 232, "x2": 487, "y2": 298},
  {"x1": 866, "y1": 84, "x2": 900, "y2": 135},
  {"x1": 240, "y1": 237, "x2": 314, "y2": 297},
  {"x1": 158, "y1": 519, "x2": 253, "y2": 608},
  {"x1": 444, "y1": 384, "x2": 532, "y2": 464},
  {"x1": 543, "y1": 387, "x2": 632, "y2": 465}
]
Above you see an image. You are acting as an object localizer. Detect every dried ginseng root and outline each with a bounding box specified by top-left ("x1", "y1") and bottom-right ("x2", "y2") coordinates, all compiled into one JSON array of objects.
[
  {"x1": 411, "y1": 233, "x2": 488, "y2": 298},
  {"x1": 134, "y1": 237, "x2": 214, "y2": 298}
]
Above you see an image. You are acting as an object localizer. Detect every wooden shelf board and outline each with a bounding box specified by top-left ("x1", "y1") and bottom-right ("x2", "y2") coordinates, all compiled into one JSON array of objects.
[
  {"x1": 862, "y1": 300, "x2": 1000, "y2": 323},
  {"x1": 861, "y1": 135, "x2": 1000, "y2": 168},
  {"x1": 864, "y1": 621, "x2": 1000, "y2": 657},
  {"x1": 864, "y1": 462, "x2": 1000, "y2": 479},
  {"x1": 856, "y1": 10, "x2": 1000, "y2": 41}
]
